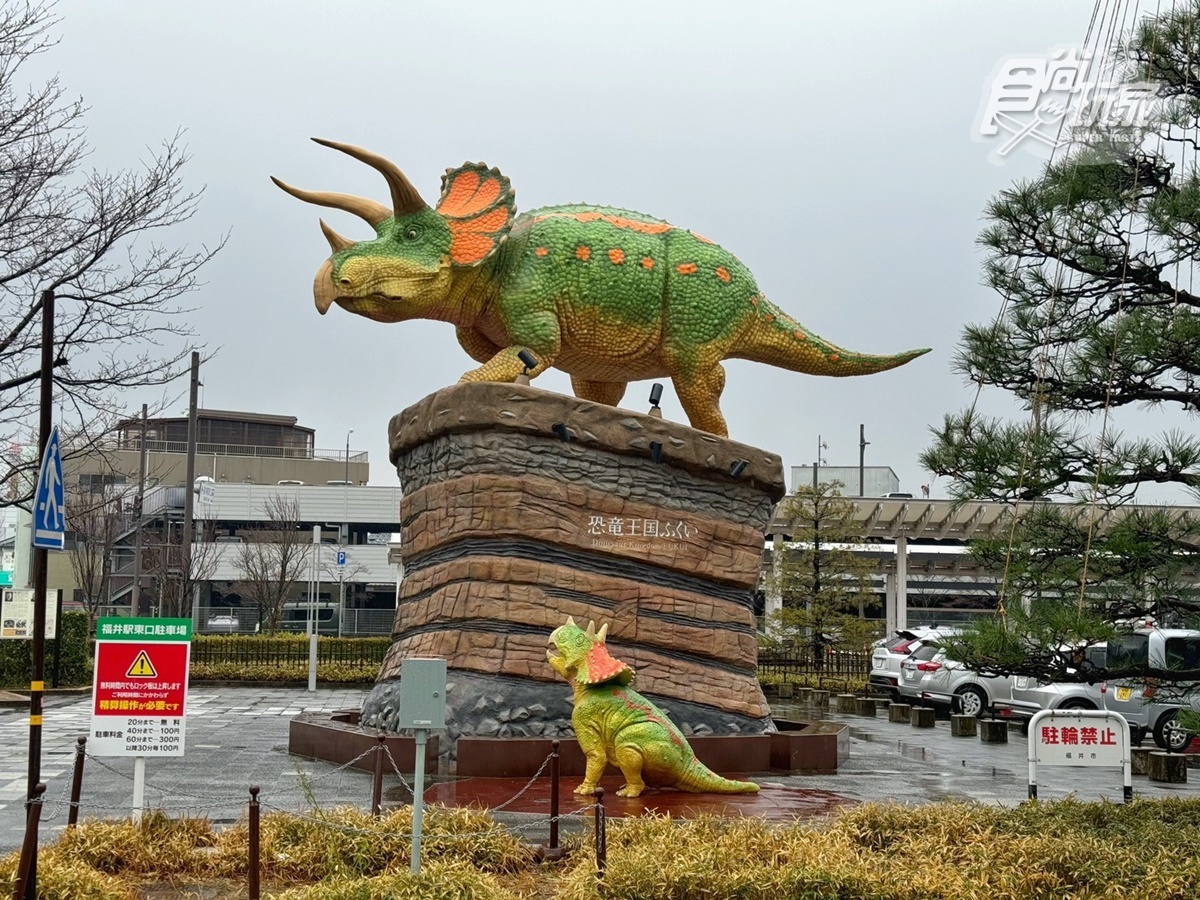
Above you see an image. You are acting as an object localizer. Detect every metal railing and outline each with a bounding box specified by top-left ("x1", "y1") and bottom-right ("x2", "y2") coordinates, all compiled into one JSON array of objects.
[
  {"x1": 91, "y1": 605, "x2": 394, "y2": 637},
  {"x1": 104, "y1": 438, "x2": 368, "y2": 463}
]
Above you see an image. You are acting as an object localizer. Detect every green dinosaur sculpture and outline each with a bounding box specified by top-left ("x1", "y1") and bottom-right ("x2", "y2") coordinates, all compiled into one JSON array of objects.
[
  {"x1": 274, "y1": 139, "x2": 929, "y2": 437},
  {"x1": 546, "y1": 617, "x2": 758, "y2": 797}
]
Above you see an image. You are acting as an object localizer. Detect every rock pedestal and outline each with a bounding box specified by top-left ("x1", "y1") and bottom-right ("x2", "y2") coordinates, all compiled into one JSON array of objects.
[{"x1": 360, "y1": 383, "x2": 785, "y2": 748}]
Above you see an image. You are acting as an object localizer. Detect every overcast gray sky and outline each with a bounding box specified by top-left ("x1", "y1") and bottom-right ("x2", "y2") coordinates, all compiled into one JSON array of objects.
[{"x1": 32, "y1": 0, "x2": 1169, "y2": 497}]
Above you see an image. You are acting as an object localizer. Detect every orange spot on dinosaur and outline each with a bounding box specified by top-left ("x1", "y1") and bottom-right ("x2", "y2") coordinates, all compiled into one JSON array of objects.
[
  {"x1": 765, "y1": 314, "x2": 775, "y2": 322},
  {"x1": 750, "y1": 295, "x2": 759, "y2": 307},
  {"x1": 829, "y1": 353, "x2": 840, "y2": 362},
  {"x1": 576, "y1": 246, "x2": 591, "y2": 261},
  {"x1": 535, "y1": 247, "x2": 548, "y2": 257},
  {"x1": 715, "y1": 266, "x2": 730, "y2": 283},
  {"x1": 533, "y1": 211, "x2": 673, "y2": 234},
  {"x1": 641, "y1": 257, "x2": 655, "y2": 269},
  {"x1": 793, "y1": 329, "x2": 806, "y2": 340},
  {"x1": 676, "y1": 262, "x2": 698, "y2": 275},
  {"x1": 608, "y1": 248, "x2": 625, "y2": 265}
]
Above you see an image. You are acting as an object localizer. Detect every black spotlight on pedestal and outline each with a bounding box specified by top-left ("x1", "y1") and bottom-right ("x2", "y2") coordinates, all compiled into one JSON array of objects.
[
  {"x1": 648, "y1": 383, "x2": 663, "y2": 418},
  {"x1": 730, "y1": 459, "x2": 748, "y2": 478},
  {"x1": 649, "y1": 441, "x2": 663, "y2": 464},
  {"x1": 551, "y1": 422, "x2": 572, "y2": 442},
  {"x1": 516, "y1": 349, "x2": 539, "y2": 385}
]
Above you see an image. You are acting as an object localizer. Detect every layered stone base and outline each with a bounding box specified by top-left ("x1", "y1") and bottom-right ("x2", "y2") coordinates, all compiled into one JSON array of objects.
[{"x1": 362, "y1": 383, "x2": 785, "y2": 748}]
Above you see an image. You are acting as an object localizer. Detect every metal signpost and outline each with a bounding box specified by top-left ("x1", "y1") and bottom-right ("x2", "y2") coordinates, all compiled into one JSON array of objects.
[
  {"x1": 397, "y1": 658, "x2": 447, "y2": 874},
  {"x1": 91, "y1": 618, "x2": 192, "y2": 822},
  {"x1": 1027, "y1": 709, "x2": 1132, "y2": 801},
  {"x1": 308, "y1": 525, "x2": 320, "y2": 692}
]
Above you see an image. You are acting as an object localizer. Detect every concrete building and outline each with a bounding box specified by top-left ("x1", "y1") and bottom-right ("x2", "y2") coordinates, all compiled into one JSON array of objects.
[{"x1": 789, "y1": 465, "x2": 904, "y2": 498}]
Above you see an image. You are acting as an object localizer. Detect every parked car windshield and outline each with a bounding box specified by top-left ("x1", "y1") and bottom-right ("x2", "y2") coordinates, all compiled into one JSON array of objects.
[
  {"x1": 1107, "y1": 633, "x2": 1149, "y2": 671},
  {"x1": 908, "y1": 644, "x2": 941, "y2": 662}
]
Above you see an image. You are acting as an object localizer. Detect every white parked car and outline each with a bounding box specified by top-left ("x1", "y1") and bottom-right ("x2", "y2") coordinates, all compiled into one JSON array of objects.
[{"x1": 870, "y1": 626, "x2": 956, "y2": 700}]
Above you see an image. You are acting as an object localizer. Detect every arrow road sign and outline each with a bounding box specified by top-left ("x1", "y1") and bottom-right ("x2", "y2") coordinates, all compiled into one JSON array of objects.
[{"x1": 32, "y1": 427, "x2": 65, "y2": 551}]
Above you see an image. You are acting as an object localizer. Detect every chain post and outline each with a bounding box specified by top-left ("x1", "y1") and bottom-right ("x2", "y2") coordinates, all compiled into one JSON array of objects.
[
  {"x1": 371, "y1": 735, "x2": 386, "y2": 816},
  {"x1": 248, "y1": 786, "x2": 260, "y2": 900},
  {"x1": 594, "y1": 787, "x2": 606, "y2": 879},
  {"x1": 13, "y1": 782, "x2": 45, "y2": 900},
  {"x1": 68, "y1": 736, "x2": 86, "y2": 828}
]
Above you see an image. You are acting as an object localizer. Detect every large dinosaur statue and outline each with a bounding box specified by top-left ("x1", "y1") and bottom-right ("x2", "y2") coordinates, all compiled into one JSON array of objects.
[
  {"x1": 274, "y1": 139, "x2": 929, "y2": 437},
  {"x1": 546, "y1": 617, "x2": 758, "y2": 798}
]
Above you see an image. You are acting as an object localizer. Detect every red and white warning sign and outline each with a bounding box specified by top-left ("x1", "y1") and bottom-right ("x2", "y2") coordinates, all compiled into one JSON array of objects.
[{"x1": 90, "y1": 617, "x2": 191, "y2": 757}]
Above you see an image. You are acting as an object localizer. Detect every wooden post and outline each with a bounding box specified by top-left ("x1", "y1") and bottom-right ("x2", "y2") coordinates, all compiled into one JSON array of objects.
[
  {"x1": 911, "y1": 707, "x2": 936, "y2": 728},
  {"x1": 836, "y1": 693, "x2": 857, "y2": 712},
  {"x1": 1131, "y1": 747, "x2": 1152, "y2": 776},
  {"x1": 777, "y1": 681, "x2": 794, "y2": 699},
  {"x1": 854, "y1": 697, "x2": 877, "y2": 717},
  {"x1": 12, "y1": 783, "x2": 45, "y2": 900},
  {"x1": 888, "y1": 703, "x2": 912, "y2": 724},
  {"x1": 594, "y1": 787, "x2": 606, "y2": 879},
  {"x1": 67, "y1": 737, "x2": 86, "y2": 828},
  {"x1": 795, "y1": 687, "x2": 812, "y2": 704},
  {"x1": 248, "y1": 786, "x2": 260, "y2": 900},
  {"x1": 810, "y1": 690, "x2": 829, "y2": 707},
  {"x1": 371, "y1": 735, "x2": 386, "y2": 816}
]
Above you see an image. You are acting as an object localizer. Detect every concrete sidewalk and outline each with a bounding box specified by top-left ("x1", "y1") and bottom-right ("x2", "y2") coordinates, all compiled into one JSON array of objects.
[{"x1": 0, "y1": 689, "x2": 1194, "y2": 853}]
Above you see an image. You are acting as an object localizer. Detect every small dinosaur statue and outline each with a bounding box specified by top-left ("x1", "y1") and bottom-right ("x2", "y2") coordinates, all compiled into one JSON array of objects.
[
  {"x1": 546, "y1": 617, "x2": 758, "y2": 797},
  {"x1": 274, "y1": 139, "x2": 929, "y2": 437}
]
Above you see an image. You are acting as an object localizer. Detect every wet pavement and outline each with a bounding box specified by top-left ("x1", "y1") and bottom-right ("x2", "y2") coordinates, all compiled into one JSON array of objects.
[{"x1": 0, "y1": 689, "x2": 1195, "y2": 853}]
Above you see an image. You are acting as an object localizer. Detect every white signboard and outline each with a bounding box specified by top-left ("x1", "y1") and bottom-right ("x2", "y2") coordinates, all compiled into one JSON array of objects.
[
  {"x1": 1028, "y1": 709, "x2": 1132, "y2": 801},
  {"x1": 0, "y1": 588, "x2": 58, "y2": 639}
]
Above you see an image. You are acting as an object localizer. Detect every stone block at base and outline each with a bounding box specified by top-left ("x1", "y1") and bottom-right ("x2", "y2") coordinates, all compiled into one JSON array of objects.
[
  {"x1": 1148, "y1": 751, "x2": 1188, "y2": 783},
  {"x1": 854, "y1": 697, "x2": 877, "y2": 717},
  {"x1": 777, "y1": 682, "x2": 794, "y2": 700},
  {"x1": 912, "y1": 707, "x2": 936, "y2": 728},
  {"x1": 888, "y1": 704, "x2": 912, "y2": 724},
  {"x1": 810, "y1": 691, "x2": 829, "y2": 707},
  {"x1": 950, "y1": 714, "x2": 977, "y2": 737},
  {"x1": 1132, "y1": 747, "x2": 1152, "y2": 776},
  {"x1": 979, "y1": 719, "x2": 1008, "y2": 743}
]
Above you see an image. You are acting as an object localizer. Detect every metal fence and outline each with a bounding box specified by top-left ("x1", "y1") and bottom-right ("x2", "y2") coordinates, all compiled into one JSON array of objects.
[
  {"x1": 91, "y1": 605, "x2": 394, "y2": 637},
  {"x1": 757, "y1": 649, "x2": 872, "y2": 680}
]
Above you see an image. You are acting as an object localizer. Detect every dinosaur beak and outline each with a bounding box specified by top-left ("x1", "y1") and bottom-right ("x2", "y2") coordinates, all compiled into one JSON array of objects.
[{"x1": 313, "y1": 259, "x2": 337, "y2": 314}]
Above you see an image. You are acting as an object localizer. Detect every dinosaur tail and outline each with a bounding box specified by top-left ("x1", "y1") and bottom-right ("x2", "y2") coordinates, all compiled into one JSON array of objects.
[
  {"x1": 674, "y1": 758, "x2": 760, "y2": 794},
  {"x1": 734, "y1": 296, "x2": 930, "y2": 377}
]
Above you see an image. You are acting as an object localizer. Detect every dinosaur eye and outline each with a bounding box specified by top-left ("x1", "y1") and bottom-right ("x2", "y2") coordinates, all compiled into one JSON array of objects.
[{"x1": 402, "y1": 225, "x2": 422, "y2": 242}]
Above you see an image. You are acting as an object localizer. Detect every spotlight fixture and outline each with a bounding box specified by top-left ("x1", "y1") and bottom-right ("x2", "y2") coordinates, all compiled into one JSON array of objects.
[
  {"x1": 648, "y1": 383, "x2": 663, "y2": 419},
  {"x1": 516, "y1": 349, "x2": 539, "y2": 385},
  {"x1": 551, "y1": 422, "x2": 572, "y2": 442},
  {"x1": 649, "y1": 441, "x2": 663, "y2": 464},
  {"x1": 730, "y1": 459, "x2": 748, "y2": 478}
]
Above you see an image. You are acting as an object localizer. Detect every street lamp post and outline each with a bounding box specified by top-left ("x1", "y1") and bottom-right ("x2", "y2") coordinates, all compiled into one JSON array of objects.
[{"x1": 341, "y1": 429, "x2": 353, "y2": 638}]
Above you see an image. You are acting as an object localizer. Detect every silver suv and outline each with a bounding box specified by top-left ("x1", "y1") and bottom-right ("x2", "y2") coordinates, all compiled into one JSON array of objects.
[
  {"x1": 899, "y1": 642, "x2": 1015, "y2": 717},
  {"x1": 1103, "y1": 628, "x2": 1200, "y2": 752}
]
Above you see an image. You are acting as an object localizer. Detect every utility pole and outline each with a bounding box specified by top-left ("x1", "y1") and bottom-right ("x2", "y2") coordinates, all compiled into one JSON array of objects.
[
  {"x1": 131, "y1": 405, "x2": 148, "y2": 617},
  {"x1": 859, "y1": 424, "x2": 869, "y2": 497},
  {"x1": 181, "y1": 352, "x2": 199, "y2": 624},
  {"x1": 24, "y1": 288, "x2": 54, "y2": 900}
]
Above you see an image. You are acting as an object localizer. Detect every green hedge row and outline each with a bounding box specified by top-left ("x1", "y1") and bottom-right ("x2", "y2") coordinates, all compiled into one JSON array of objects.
[{"x1": 0, "y1": 611, "x2": 92, "y2": 689}]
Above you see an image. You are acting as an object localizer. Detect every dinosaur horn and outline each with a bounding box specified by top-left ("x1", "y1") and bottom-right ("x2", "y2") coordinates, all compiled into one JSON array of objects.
[
  {"x1": 596, "y1": 624, "x2": 608, "y2": 643},
  {"x1": 319, "y1": 219, "x2": 355, "y2": 253},
  {"x1": 311, "y1": 138, "x2": 428, "y2": 216},
  {"x1": 566, "y1": 616, "x2": 577, "y2": 629},
  {"x1": 271, "y1": 176, "x2": 392, "y2": 227},
  {"x1": 586, "y1": 621, "x2": 597, "y2": 639}
]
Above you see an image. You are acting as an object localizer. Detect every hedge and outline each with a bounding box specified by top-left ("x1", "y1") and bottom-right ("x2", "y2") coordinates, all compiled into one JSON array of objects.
[{"x1": 0, "y1": 610, "x2": 91, "y2": 689}]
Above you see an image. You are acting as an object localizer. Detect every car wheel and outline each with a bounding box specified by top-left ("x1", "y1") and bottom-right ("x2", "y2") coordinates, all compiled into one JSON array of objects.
[
  {"x1": 954, "y1": 685, "x2": 988, "y2": 718},
  {"x1": 1154, "y1": 711, "x2": 1194, "y2": 753},
  {"x1": 1059, "y1": 699, "x2": 1097, "y2": 711}
]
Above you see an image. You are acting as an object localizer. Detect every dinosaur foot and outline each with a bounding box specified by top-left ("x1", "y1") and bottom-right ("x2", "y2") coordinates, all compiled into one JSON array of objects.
[
  {"x1": 573, "y1": 783, "x2": 599, "y2": 795},
  {"x1": 616, "y1": 785, "x2": 644, "y2": 798}
]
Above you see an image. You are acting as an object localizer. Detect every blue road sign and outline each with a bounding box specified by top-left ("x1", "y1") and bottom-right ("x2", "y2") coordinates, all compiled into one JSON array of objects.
[
  {"x1": 336, "y1": 550, "x2": 347, "y2": 566},
  {"x1": 33, "y1": 427, "x2": 65, "y2": 551}
]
